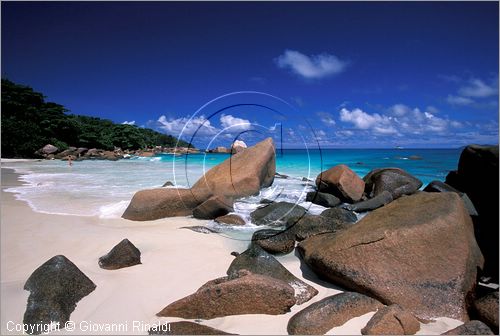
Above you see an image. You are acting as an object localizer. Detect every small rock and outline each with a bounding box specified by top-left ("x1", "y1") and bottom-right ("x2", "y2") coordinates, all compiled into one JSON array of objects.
[
  {"x1": 23, "y1": 255, "x2": 96, "y2": 334},
  {"x1": 192, "y1": 195, "x2": 233, "y2": 220},
  {"x1": 250, "y1": 202, "x2": 307, "y2": 226},
  {"x1": 344, "y1": 190, "x2": 393, "y2": 212},
  {"x1": 305, "y1": 191, "x2": 341, "y2": 207},
  {"x1": 320, "y1": 207, "x2": 357, "y2": 223},
  {"x1": 302, "y1": 177, "x2": 313, "y2": 182},
  {"x1": 361, "y1": 304, "x2": 420, "y2": 335},
  {"x1": 259, "y1": 198, "x2": 274, "y2": 204},
  {"x1": 287, "y1": 215, "x2": 349, "y2": 241},
  {"x1": 442, "y1": 320, "x2": 494, "y2": 335},
  {"x1": 215, "y1": 214, "x2": 245, "y2": 226},
  {"x1": 227, "y1": 244, "x2": 317, "y2": 305},
  {"x1": 252, "y1": 229, "x2": 296, "y2": 255},
  {"x1": 98, "y1": 239, "x2": 141, "y2": 270},
  {"x1": 148, "y1": 321, "x2": 235, "y2": 335},
  {"x1": 157, "y1": 270, "x2": 296, "y2": 319},
  {"x1": 162, "y1": 181, "x2": 174, "y2": 187},
  {"x1": 40, "y1": 144, "x2": 59, "y2": 155},
  {"x1": 275, "y1": 172, "x2": 289, "y2": 179},
  {"x1": 316, "y1": 164, "x2": 365, "y2": 203},
  {"x1": 287, "y1": 292, "x2": 383, "y2": 335},
  {"x1": 363, "y1": 168, "x2": 422, "y2": 199}
]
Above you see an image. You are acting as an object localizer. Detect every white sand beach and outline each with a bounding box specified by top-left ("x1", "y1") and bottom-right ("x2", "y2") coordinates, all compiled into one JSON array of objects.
[{"x1": 1, "y1": 166, "x2": 463, "y2": 335}]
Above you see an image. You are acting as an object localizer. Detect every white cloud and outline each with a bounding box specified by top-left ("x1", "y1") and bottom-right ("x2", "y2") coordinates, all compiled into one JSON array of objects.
[
  {"x1": 219, "y1": 114, "x2": 252, "y2": 132},
  {"x1": 335, "y1": 130, "x2": 354, "y2": 137},
  {"x1": 389, "y1": 104, "x2": 411, "y2": 117},
  {"x1": 446, "y1": 95, "x2": 474, "y2": 106},
  {"x1": 458, "y1": 78, "x2": 498, "y2": 98},
  {"x1": 122, "y1": 120, "x2": 135, "y2": 125},
  {"x1": 157, "y1": 115, "x2": 218, "y2": 137},
  {"x1": 316, "y1": 111, "x2": 336, "y2": 126},
  {"x1": 276, "y1": 50, "x2": 348, "y2": 79},
  {"x1": 340, "y1": 108, "x2": 392, "y2": 131},
  {"x1": 339, "y1": 106, "x2": 463, "y2": 137}
]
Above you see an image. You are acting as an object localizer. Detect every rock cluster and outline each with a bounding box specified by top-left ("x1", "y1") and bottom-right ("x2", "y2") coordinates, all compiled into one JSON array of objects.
[{"x1": 123, "y1": 138, "x2": 276, "y2": 221}]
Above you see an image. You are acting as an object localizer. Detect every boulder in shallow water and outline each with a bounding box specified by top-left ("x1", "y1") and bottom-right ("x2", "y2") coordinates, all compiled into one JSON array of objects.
[
  {"x1": 123, "y1": 138, "x2": 276, "y2": 221},
  {"x1": 122, "y1": 188, "x2": 208, "y2": 221},
  {"x1": 287, "y1": 292, "x2": 383, "y2": 335},
  {"x1": 442, "y1": 320, "x2": 494, "y2": 335},
  {"x1": 320, "y1": 207, "x2": 357, "y2": 223},
  {"x1": 227, "y1": 244, "x2": 317, "y2": 305},
  {"x1": 148, "y1": 321, "x2": 235, "y2": 335},
  {"x1": 363, "y1": 167, "x2": 422, "y2": 199},
  {"x1": 315, "y1": 164, "x2": 365, "y2": 203},
  {"x1": 98, "y1": 239, "x2": 141, "y2": 270},
  {"x1": 298, "y1": 192, "x2": 484, "y2": 320},
  {"x1": 192, "y1": 138, "x2": 275, "y2": 199},
  {"x1": 250, "y1": 201, "x2": 307, "y2": 226},
  {"x1": 192, "y1": 195, "x2": 233, "y2": 220},
  {"x1": 215, "y1": 214, "x2": 245, "y2": 225},
  {"x1": 252, "y1": 229, "x2": 296, "y2": 255},
  {"x1": 156, "y1": 270, "x2": 295, "y2": 319},
  {"x1": 23, "y1": 255, "x2": 96, "y2": 335},
  {"x1": 344, "y1": 190, "x2": 393, "y2": 212},
  {"x1": 361, "y1": 304, "x2": 420, "y2": 335},
  {"x1": 162, "y1": 181, "x2": 174, "y2": 187},
  {"x1": 305, "y1": 191, "x2": 341, "y2": 207}
]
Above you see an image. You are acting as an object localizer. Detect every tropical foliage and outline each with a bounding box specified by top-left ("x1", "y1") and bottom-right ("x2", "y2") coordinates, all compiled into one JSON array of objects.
[{"x1": 1, "y1": 79, "x2": 191, "y2": 157}]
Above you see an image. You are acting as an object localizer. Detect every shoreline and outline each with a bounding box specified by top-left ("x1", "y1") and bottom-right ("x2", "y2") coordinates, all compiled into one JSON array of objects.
[{"x1": 0, "y1": 167, "x2": 463, "y2": 335}]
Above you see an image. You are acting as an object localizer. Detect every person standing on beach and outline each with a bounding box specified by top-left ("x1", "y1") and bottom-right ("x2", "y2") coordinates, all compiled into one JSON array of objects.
[{"x1": 68, "y1": 156, "x2": 73, "y2": 167}]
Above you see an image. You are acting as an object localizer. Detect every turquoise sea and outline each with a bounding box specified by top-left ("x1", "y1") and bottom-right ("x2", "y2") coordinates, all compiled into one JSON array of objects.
[{"x1": 3, "y1": 148, "x2": 462, "y2": 225}]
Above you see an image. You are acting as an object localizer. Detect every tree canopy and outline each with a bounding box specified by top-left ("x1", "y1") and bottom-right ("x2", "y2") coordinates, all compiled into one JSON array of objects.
[{"x1": 1, "y1": 79, "x2": 191, "y2": 158}]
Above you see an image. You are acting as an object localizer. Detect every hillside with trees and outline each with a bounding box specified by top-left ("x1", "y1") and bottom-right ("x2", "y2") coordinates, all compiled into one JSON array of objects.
[{"x1": 1, "y1": 79, "x2": 191, "y2": 158}]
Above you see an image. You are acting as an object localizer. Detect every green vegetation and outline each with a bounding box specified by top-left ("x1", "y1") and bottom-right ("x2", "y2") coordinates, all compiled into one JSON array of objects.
[{"x1": 1, "y1": 79, "x2": 191, "y2": 158}]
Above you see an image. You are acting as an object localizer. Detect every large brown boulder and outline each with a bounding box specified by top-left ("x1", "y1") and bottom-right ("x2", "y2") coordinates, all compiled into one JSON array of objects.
[
  {"x1": 315, "y1": 164, "x2": 365, "y2": 202},
  {"x1": 298, "y1": 192, "x2": 484, "y2": 320},
  {"x1": 123, "y1": 138, "x2": 275, "y2": 221},
  {"x1": 122, "y1": 188, "x2": 208, "y2": 221},
  {"x1": 287, "y1": 292, "x2": 383, "y2": 335},
  {"x1": 363, "y1": 168, "x2": 422, "y2": 199},
  {"x1": 361, "y1": 304, "x2": 420, "y2": 335},
  {"x1": 156, "y1": 270, "x2": 295, "y2": 319},
  {"x1": 446, "y1": 145, "x2": 499, "y2": 282},
  {"x1": 192, "y1": 138, "x2": 275, "y2": 198}
]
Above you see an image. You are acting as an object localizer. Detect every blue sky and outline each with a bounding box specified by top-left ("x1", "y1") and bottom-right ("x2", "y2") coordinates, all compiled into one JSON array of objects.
[{"x1": 2, "y1": 2, "x2": 499, "y2": 149}]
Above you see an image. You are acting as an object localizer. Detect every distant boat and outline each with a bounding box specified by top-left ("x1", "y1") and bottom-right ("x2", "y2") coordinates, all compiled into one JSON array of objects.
[{"x1": 395, "y1": 146, "x2": 404, "y2": 150}]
